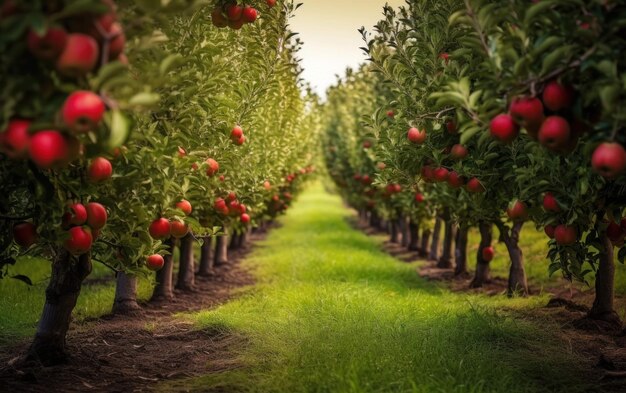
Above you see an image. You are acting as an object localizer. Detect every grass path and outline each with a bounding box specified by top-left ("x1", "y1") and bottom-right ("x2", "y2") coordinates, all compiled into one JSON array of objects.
[{"x1": 172, "y1": 183, "x2": 597, "y2": 393}]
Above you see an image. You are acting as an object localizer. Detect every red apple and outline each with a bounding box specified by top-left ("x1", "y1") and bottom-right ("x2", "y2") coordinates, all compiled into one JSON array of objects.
[
  {"x1": 231, "y1": 125, "x2": 243, "y2": 139},
  {"x1": 13, "y1": 222, "x2": 37, "y2": 248},
  {"x1": 67, "y1": 203, "x2": 88, "y2": 225},
  {"x1": 506, "y1": 200, "x2": 527, "y2": 221},
  {"x1": 433, "y1": 167, "x2": 449, "y2": 182},
  {"x1": 0, "y1": 119, "x2": 31, "y2": 159},
  {"x1": 62, "y1": 90, "x2": 105, "y2": 133},
  {"x1": 206, "y1": 158, "x2": 219, "y2": 176},
  {"x1": 176, "y1": 199, "x2": 192, "y2": 215},
  {"x1": 170, "y1": 219, "x2": 188, "y2": 238},
  {"x1": 466, "y1": 177, "x2": 485, "y2": 193},
  {"x1": 107, "y1": 23, "x2": 125, "y2": 60},
  {"x1": 149, "y1": 218, "x2": 171, "y2": 240},
  {"x1": 544, "y1": 225, "x2": 556, "y2": 239},
  {"x1": 490, "y1": 114, "x2": 519, "y2": 143},
  {"x1": 240, "y1": 213, "x2": 251, "y2": 223},
  {"x1": 88, "y1": 157, "x2": 112, "y2": 182},
  {"x1": 554, "y1": 224, "x2": 577, "y2": 245},
  {"x1": 591, "y1": 143, "x2": 626, "y2": 179},
  {"x1": 229, "y1": 18, "x2": 245, "y2": 30},
  {"x1": 542, "y1": 81, "x2": 573, "y2": 112},
  {"x1": 481, "y1": 246, "x2": 494, "y2": 262},
  {"x1": 27, "y1": 26, "x2": 67, "y2": 60},
  {"x1": 446, "y1": 121, "x2": 456, "y2": 134},
  {"x1": 237, "y1": 204, "x2": 247, "y2": 214},
  {"x1": 606, "y1": 221, "x2": 624, "y2": 244},
  {"x1": 509, "y1": 97, "x2": 544, "y2": 128},
  {"x1": 542, "y1": 192, "x2": 560, "y2": 212},
  {"x1": 264, "y1": 180, "x2": 271, "y2": 190},
  {"x1": 386, "y1": 110, "x2": 395, "y2": 118},
  {"x1": 267, "y1": 0, "x2": 276, "y2": 7},
  {"x1": 86, "y1": 202, "x2": 107, "y2": 229},
  {"x1": 64, "y1": 226, "x2": 93, "y2": 255},
  {"x1": 211, "y1": 7, "x2": 228, "y2": 27},
  {"x1": 415, "y1": 193, "x2": 425, "y2": 203},
  {"x1": 421, "y1": 166, "x2": 434, "y2": 181},
  {"x1": 146, "y1": 254, "x2": 164, "y2": 271},
  {"x1": 56, "y1": 34, "x2": 99, "y2": 77},
  {"x1": 242, "y1": 6, "x2": 257, "y2": 23},
  {"x1": 178, "y1": 146, "x2": 186, "y2": 157},
  {"x1": 447, "y1": 171, "x2": 465, "y2": 188},
  {"x1": 226, "y1": 4, "x2": 243, "y2": 20},
  {"x1": 235, "y1": 135, "x2": 246, "y2": 145},
  {"x1": 538, "y1": 116, "x2": 570, "y2": 150},
  {"x1": 28, "y1": 130, "x2": 69, "y2": 168},
  {"x1": 450, "y1": 144, "x2": 468, "y2": 160},
  {"x1": 407, "y1": 127, "x2": 426, "y2": 144},
  {"x1": 439, "y1": 52, "x2": 449, "y2": 64},
  {"x1": 363, "y1": 140, "x2": 372, "y2": 149}
]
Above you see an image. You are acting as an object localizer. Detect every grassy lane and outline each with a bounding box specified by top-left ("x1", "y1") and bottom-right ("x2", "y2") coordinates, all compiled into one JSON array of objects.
[{"x1": 175, "y1": 183, "x2": 596, "y2": 393}]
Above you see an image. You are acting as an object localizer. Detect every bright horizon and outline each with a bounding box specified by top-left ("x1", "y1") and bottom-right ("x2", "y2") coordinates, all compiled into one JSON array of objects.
[{"x1": 289, "y1": 0, "x2": 404, "y2": 99}]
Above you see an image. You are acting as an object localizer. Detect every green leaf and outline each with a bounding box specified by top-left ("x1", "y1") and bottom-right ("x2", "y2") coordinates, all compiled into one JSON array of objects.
[
  {"x1": 106, "y1": 110, "x2": 132, "y2": 149},
  {"x1": 129, "y1": 92, "x2": 161, "y2": 107}
]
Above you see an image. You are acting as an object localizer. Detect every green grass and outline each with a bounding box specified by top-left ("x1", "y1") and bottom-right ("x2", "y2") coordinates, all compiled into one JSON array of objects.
[{"x1": 173, "y1": 182, "x2": 598, "y2": 393}]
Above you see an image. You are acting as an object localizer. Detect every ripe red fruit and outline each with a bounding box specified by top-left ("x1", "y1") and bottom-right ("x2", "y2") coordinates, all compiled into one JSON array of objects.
[
  {"x1": 0, "y1": 119, "x2": 31, "y2": 159},
  {"x1": 227, "y1": 192, "x2": 237, "y2": 202},
  {"x1": 447, "y1": 171, "x2": 465, "y2": 188},
  {"x1": 538, "y1": 116, "x2": 570, "y2": 150},
  {"x1": 235, "y1": 135, "x2": 246, "y2": 145},
  {"x1": 544, "y1": 225, "x2": 556, "y2": 239},
  {"x1": 28, "y1": 130, "x2": 69, "y2": 168},
  {"x1": 542, "y1": 192, "x2": 560, "y2": 212},
  {"x1": 56, "y1": 34, "x2": 99, "y2": 77},
  {"x1": 107, "y1": 23, "x2": 125, "y2": 59},
  {"x1": 13, "y1": 222, "x2": 37, "y2": 248},
  {"x1": 481, "y1": 246, "x2": 494, "y2": 262},
  {"x1": 361, "y1": 175, "x2": 371, "y2": 185},
  {"x1": 62, "y1": 91, "x2": 106, "y2": 133},
  {"x1": 421, "y1": 166, "x2": 434, "y2": 181},
  {"x1": 415, "y1": 193, "x2": 425, "y2": 203},
  {"x1": 407, "y1": 127, "x2": 426, "y2": 144},
  {"x1": 542, "y1": 81, "x2": 573, "y2": 112},
  {"x1": 67, "y1": 203, "x2": 88, "y2": 225},
  {"x1": 506, "y1": 200, "x2": 527, "y2": 221},
  {"x1": 149, "y1": 218, "x2": 171, "y2": 240},
  {"x1": 264, "y1": 181, "x2": 271, "y2": 190},
  {"x1": 466, "y1": 177, "x2": 485, "y2": 193},
  {"x1": 146, "y1": 254, "x2": 164, "y2": 271},
  {"x1": 206, "y1": 158, "x2": 219, "y2": 176},
  {"x1": 446, "y1": 121, "x2": 456, "y2": 134},
  {"x1": 267, "y1": 0, "x2": 276, "y2": 6},
  {"x1": 240, "y1": 213, "x2": 251, "y2": 223},
  {"x1": 386, "y1": 110, "x2": 395, "y2": 118},
  {"x1": 226, "y1": 4, "x2": 243, "y2": 20},
  {"x1": 176, "y1": 200, "x2": 192, "y2": 215},
  {"x1": 591, "y1": 143, "x2": 626, "y2": 179},
  {"x1": 219, "y1": 175, "x2": 225, "y2": 182},
  {"x1": 439, "y1": 52, "x2": 449, "y2": 64},
  {"x1": 242, "y1": 6, "x2": 257, "y2": 22},
  {"x1": 229, "y1": 18, "x2": 245, "y2": 30},
  {"x1": 88, "y1": 157, "x2": 113, "y2": 182},
  {"x1": 393, "y1": 184, "x2": 402, "y2": 193},
  {"x1": 363, "y1": 140, "x2": 372, "y2": 149},
  {"x1": 509, "y1": 97, "x2": 544, "y2": 128},
  {"x1": 554, "y1": 224, "x2": 577, "y2": 245},
  {"x1": 86, "y1": 202, "x2": 107, "y2": 229},
  {"x1": 231, "y1": 125, "x2": 243, "y2": 139},
  {"x1": 450, "y1": 144, "x2": 468, "y2": 160},
  {"x1": 211, "y1": 7, "x2": 228, "y2": 27},
  {"x1": 64, "y1": 226, "x2": 93, "y2": 255},
  {"x1": 27, "y1": 27, "x2": 67, "y2": 60},
  {"x1": 433, "y1": 167, "x2": 449, "y2": 182},
  {"x1": 238, "y1": 204, "x2": 247, "y2": 214},
  {"x1": 170, "y1": 219, "x2": 189, "y2": 238},
  {"x1": 489, "y1": 114, "x2": 519, "y2": 143},
  {"x1": 606, "y1": 221, "x2": 624, "y2": 244}
]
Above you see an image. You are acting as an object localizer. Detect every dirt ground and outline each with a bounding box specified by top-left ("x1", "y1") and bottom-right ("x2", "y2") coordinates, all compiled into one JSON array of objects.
[{"x1": 0, "y1": 228, "x2": 266, "y2": 393}]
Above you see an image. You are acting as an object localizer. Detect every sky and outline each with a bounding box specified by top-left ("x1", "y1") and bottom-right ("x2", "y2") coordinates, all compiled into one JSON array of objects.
[{"x1": 289, "y1": 0, "x2": 404, "y2": 98}]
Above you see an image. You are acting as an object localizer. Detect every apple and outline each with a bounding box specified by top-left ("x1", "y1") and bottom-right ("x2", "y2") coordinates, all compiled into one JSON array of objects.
[
  {"x1": 433, "y1": 167, "x2": 449, "y2": 182},
  {"x1": 211, "y1": 7, "x2": 228, "y2": 27},
  {"x1": 176, "y1": 200, "x2": 192, "y2": 215},
  {"x1": 538, "y1": 116, "x2": 570, "y2": 150},
  {"x1": 13, "y1": 222, "x2": 37, "y2": 248},
  {"x1": 466, "y1": 177, "x2": 485, "y2": 193},
  {"x1": 264, "y1": 180, "x2": 271, "y2": 190},
  {"x1": 267, "y1": 0, "x2": 276, "y2": 6},
  {"x1": 170, "y1": 219, "x2": 189, "y2": 238},
  {"x1": 231, "y1": 125, "x2": 243, "y2": 139},
  {"x1": 386, "y1": 110, "x2": 395, "y2": 118},
  {"x1": 363, "y1": 140, "x2": 372, "y2": 149},
  {"x1": 227, "y1": 192, "x2": 237, "y2": 202},
  {"x1": 506, "y1": 200, "x2": 527, "y2": 221},
  {"x1": 544, "y1": 225, "x2": 556, "y2": 239},
  {"x1": 542, "y1": 192, "x2": 560, "y2": 212},
  {"x1": 235, "y1": 135, "x2": 246, "y2": 145},
  {"x1": 542, "y1": 81, "x2": 573, "y2": 111},
  {"x1": 29, "y1": 130, "x2": 69, "y2": 168},
  {"x1": 591, "y1": 142, "x2": 626, "y2": 179},
  {"x1": 64, "y1": 226, "x2": 93, "y2": 255},
  {"x1": 229, "y1": 18, "x2": 245, "y2": 30},
  {"x1": 146, "y1": 254, "x2": 164, "y2": 271},
  {"x1": 86, "y1": 202, "x2": 107, "y2": 229},
  {"x1": 361, "y1": 175, "x2": 372, "y2": 185},
  {"x1": 206, "y1": 158, "x2": 219, "y2": 176},
  {"x1": 606, "y1": 221, "x2": 624, "y2": 244},
  {"x1": 421, "y1": 166, "x2": 434, "y2": 181},
  {"x1": 241, "y1": 213, "x2": 251, "y2": 223},
  {"x1": 88, "y1": 157, "x2": 113, "y2": 182},
  {"x1": 393, "y1": 184, "x2": 401, "y2": 193},
  {"x1": 489, "y1": 114, "x2": 519, "y2": 143},
  {"x1": 226, "y1": 4, "x2": 243, "y2": 20},
  {"x1": 481, "y1": 246, "x2": 494, "y2": 262},
  {"x1": 439, "y1": 52, "x2": 449, "y2": 64},
  {"x1": 56, "y1": 34, "x2": 99, "y2": 77},
  {"x1": 447, "y1": 171, "x2": 464, "y2": 188},
  {"x1": 149, "y1": 218, "x2": 171, "y2": 240},
  {"x1": 0, "y1": 119, "x2": 31, "y2": 159},
  {"x1": 415, "y1": 193, "x2": 425, "y2": 203},
  {"x1": 219, "y1": 175, "x2": 225, "y2": 182},
  {"x1": 62, "y1": 90, "x2": 105, "y2": 133},
  {"x1": 238, "y1": 204, "x2": 247, "y2": 214},
  {"x1": 67, "y1": 203, "x2": 88, "y2": 225},
  {"x1": 407, "y1": 127, "x2": 426, "y2": 144},
  {"x1": 27, "y1": 27, "x2": 67, "y2": 60},
  {"x1": 450, "y1": 144, "x2": 468, "y2": 160},
  {"x1": 509, "y1": 97, "x2": 544, "y2": 128},
  {"x1": 554, "y1": 224, "x2": 577, "y2": 245},
  {"x1": 446, "y1": 121, "x2": 456, "y2": 134},
  {"x1": 242, "y1": 6, "x2": 257, "y2": 22},
  {"x1": 178, "y1": 146, "x2": 186, "y2": 157},
  {"x1": 107, "y1": 23, "x2": 125, "y2": 60}
]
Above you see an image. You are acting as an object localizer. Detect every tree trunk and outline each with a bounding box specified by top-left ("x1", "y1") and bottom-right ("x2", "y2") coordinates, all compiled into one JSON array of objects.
[
  {"x1": 429, "y1": 217, "x2": 442, "y2": 261},
  {"x1": 470, "y1": 222, "x2": 492, "y2": 288},
  {"x1": 240, "y1": 228, "x2": 250, "y2": 249},
  {"x1": 454, "y1": 223, "x2": 469, "y2": 276},
  {"x1": 197, "y1": 236, "x2": 214, "y2": 277},
  {"x1": 27, "y1": 251, "x2": 92, "y2": 366},
  {"x1": 589, "y1": 231, "x2": 620, "y2": 324},
  {"x1": 437, "y1": 219, "x2": 455, "y2": 268},
  {"x1": 176, "y1": 233, "x2": 195, "y2": 291},
  {"x1": 229, "y1": 232, "x2": 240, "y2": 251},
  {"x1": 390, "y1": 218, "x2": 399, "y2": 243},
  {"x1": 214, "y1": 234, "x2": 229, "y2": 266},
  {"x1": 419, "y1": 229, "x2": 430, "y2": 257},
  {"x1": 500, "y1": 221, "x2": 528, "y2": 296},
  {"x1": 408, "y1": 220, "x2": 419, "y2": 251},
  {"x1": 151, "y1": 239, "x2": 175, "y2": 301},
  {"x1": 112, "y1": 272, "x2": 142, "y2": 316},
  {"x1": 400, "y1": 216, "x2": 409, "y2": 248},
  {"x1": 370, "y1": 210, "x2": 380, "y2": 228}
]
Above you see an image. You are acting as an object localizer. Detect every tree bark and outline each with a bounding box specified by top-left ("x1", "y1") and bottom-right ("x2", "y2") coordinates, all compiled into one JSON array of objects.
[
  {"x1": 176, "y1": 233, "x2": 195, "y2": 291},
  {"x1": 229, "y1": 232, "x2": 241, "y2": 251},
  {"x1": 437, "y1": 219, "x2": 456, "y2": 268},
  {"x1": 400, "y1": 216, "x2": 409, "y2": 247},
  {"x1": 112, "y1": 272, "x2": 142, "y2": 316},
  {"x1": 470, "y1": 222, "x2": 493, "y2": 288},
  {"x1": 419, "y1": 229, "x2": 430, "y2": 257},
  {"x1": 429, "y1": 217, "x2": 442, "y2": 261},
  {"x1": 214, "y1": 233, "x2": 229, "y2": 266},
  {"x1": 369, "y1": 210, "x2": 380, "y2": 228},
  {"x1": 408, "y1": 220, "x2": 419, "y2": 251},
  {"x1": 151, "y1": 238, "x2": 175, "y2": 301},
  {"x1": 589, "y1": 231, "x2": 620, "y2": 323},
  {"x1": 454, "y1": 223, "x2": 469, "y2": 276},
  {"x1": 390, "y1": 218, "x2": 399, "y2": 243},
  {"x1": 27, "y1": 251, "x2": 92, "y2": 366},
  {"x1": 197, "y1": 236, "x2": 214, "y2": 277},
  {"x1": 499, "y1": 221, "x2": 528, "y2": 296}
]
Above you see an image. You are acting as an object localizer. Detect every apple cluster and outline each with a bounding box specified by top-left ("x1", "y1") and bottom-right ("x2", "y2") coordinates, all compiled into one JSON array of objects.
[
  {"x1": 214, "y1": 192, "x2": 249, "y2": 223},
  {"x1": 60, "y1": 202, "x2": 108, "y2": 255},
  {"x1": 211, "y1": 0, "x2": 276, "y2": 30}
]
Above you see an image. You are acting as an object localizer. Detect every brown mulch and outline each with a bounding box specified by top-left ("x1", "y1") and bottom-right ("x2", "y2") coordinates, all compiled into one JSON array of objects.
[{"x1": 0, "y1": 227, "x2": 272, "y2": 393}]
